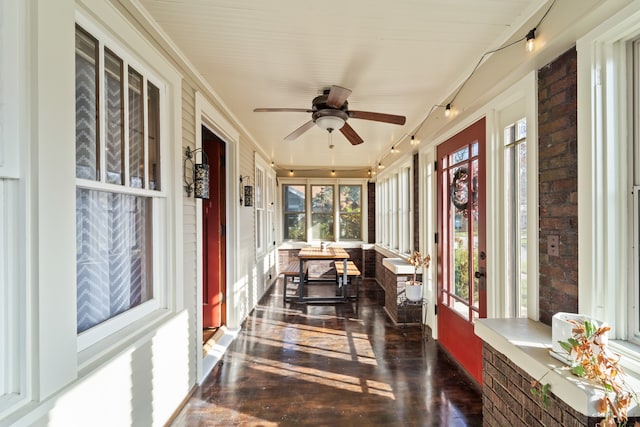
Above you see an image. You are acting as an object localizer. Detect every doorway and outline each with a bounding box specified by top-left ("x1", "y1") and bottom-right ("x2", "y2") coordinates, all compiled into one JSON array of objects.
[
  {"x1": 436, "y1": 117, "x2": 486, "y2": 384},
  {"x1": 202, "y1": 126, "x2": 227, "y2": 332}
]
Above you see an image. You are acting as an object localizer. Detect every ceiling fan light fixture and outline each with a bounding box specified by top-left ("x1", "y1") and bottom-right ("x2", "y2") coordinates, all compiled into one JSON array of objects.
[{"x1": 315, "y1": 115, "x2": 346, "y2": 131}]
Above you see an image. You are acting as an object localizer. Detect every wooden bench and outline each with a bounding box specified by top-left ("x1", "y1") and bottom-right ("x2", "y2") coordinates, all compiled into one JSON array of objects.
[
  {"x1": 281, "y1": 261, "x2": 307, "y2": 303},
  {"x1": 333, "y1": 260, "x2": 361, "y2": 300}
]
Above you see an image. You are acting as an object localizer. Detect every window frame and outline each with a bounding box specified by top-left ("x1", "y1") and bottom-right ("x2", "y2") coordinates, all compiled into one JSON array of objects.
[
  {"x1": 279, "y1": 178, "x2": 367, "y2": 244},
  {"x1": 0, "y1": 0, "x2": 27, "y2": 410},
  {"x1": 376, "y1": 159, "x2": 413, "y2": 255},
  {"x1": 310, "y1": 184, "x2": 335, "y2": 241},
  {"x1": 503, "y1": 118, "x2": 528, "y2": 318},
  {"x1": 338, "y1": 184, "x2": 363, "y2": 241},
  {"x1": 576, "y1": 2, "x2": 640, "y2": 369},
  {"x1": 74, "y1": 21, "x2": 169, "y2": 351}
]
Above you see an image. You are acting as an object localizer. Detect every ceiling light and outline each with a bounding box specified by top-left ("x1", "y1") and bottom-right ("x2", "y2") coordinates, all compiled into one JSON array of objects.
[
  {"x1": 315, "y1": 115, "x2": 346, "y2": 131},
  {"x1": 525, "y1": 28, "x2": 536, "y2": 52},
  {"x1": 410, "y1": 135, "x2": 418, "y2": 146},
  {"x1": 378, "y1": 162, "x2": 385, "y2": 169},
  {"x1": 391, "y1": 146, "x2": 398, "y2": 154},
  {"x1": 445, "y1": 103, "x2": 451, "y2": 117},
  {"x1": 289, "y1": 170, "x2": 294, "y2": 176},
  {"x1": 331, "y1": 170, "x2": 336, "y2": 176}
]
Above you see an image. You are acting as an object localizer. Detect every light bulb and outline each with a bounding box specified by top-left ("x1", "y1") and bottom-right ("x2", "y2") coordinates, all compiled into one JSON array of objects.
[{"x1": 525, "y1": 29, "x2": 536, "y2": 52}]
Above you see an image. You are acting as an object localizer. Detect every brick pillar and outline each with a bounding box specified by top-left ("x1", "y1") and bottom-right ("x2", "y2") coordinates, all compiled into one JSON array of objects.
[{"x1": 537, "y1": 47, "x2": 578, "y2": 325}]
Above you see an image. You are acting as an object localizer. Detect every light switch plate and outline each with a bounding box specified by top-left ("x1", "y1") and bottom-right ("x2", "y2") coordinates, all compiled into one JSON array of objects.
[{"x1": 548, "y1": 235, "x2": 559, "y2": 256}]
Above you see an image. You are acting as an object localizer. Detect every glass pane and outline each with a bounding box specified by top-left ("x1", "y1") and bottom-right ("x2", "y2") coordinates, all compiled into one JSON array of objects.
[
  {"x1": 284, "y1": 213, "x2": 305, "y2": 240},
  {"x1": 311, "y1": 213, "x2": 334, "y2": 240},
  {"x1": 75, "y1": 27, "x2": 99, "y2": 180},
  {"x1": 518, "y1": 141, "x2": 528, "y2": 316},
  {"x1": 472, "y1": 158, "x2": 479, "y2": 309},
  {"x1": 516, "y1": 118, "x2": 527, "y2": 140},
  {"x1": 450, "y1": 146, "x2": 469, "y2": 165},
  {"x1": 147, "y1": 82, "x2": 161, "y2": 190},
  {"x1": 339, "y1": 185, "x2": 361, "y2": 213},
  {"x1": 451, "y1": 166, "x2": 469, "y2": 305},
  {"x1": 339, "y1": 185, "x2": 361, "y2": 240},
  {"x1": 128, "y1": 68, "x2": 144, "y2": 188},
  {"x1": 104, "y1": 49, "x2": 124, "y2": 185},
  {"x1": 311, "y1": 185, "x2": 333, "y2": 213},
  {"x1": 339, "y1": 213, "x2": 361, "y2": 240},
  {"x1": 76, "y1": 188, "x2": 153, "y2": 333},
  {"x1": 284, "y1": 185, "x2": 305, "y2": 213}
]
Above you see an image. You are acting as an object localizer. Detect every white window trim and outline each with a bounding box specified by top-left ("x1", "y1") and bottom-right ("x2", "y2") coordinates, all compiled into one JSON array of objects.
[
  {"x1": 0, "y1": 0, "x2": 28, "y2": 414},
  {"x1": 74, "y1": 12, "x2": 175, "y2": 354},
  {"x1": 577, "y1": 2, "x2": 640, "y2": 358}
]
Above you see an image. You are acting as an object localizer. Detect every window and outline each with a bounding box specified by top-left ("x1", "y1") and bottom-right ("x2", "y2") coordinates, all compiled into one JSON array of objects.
[
  {"x1": 311, "y1": 185, "x2": 334, "y2": 240},
  {"x1": 504, "y1": 118, "x2": 528, "y2": 317},
  {"x1": 255, "y1": 165, "x2": 265, "y2": 252},
  {"x1": 281, "y1": 180, "x2": 366, "y2": 242},
  {"x1": 339, "y1": 185, "x2": 362, "y2": 240},
  {"x1": 283, "y1": 184, "x2": 306, "y2": 240},
  {"x1": 576, "y1": 5, "x2": 640, "y2": 358},
  {"x1": 75, "y1": 25, "x2": 163, "y2": 336},
  {"x1": 376, "y1": 161, "x2": 413, "y2": 254}
]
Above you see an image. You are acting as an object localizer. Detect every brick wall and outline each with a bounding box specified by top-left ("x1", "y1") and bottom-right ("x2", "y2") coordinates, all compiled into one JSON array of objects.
[
  {"x1": 363, "y1": 248, "x2": 376, "y2": 278},
  {"x1": 483, "y1": 343, "x2": 639, "y2": 427},
  {"x1": 537, "y1": 47, "x2": 579, "y2": 325}
]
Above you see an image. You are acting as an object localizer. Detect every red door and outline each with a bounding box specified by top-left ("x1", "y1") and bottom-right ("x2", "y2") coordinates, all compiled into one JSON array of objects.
[
  {"x1": 202, "y1": 126, "x2": 226, "y2": 328},
  {"x1": 437, "y1": 118, "x2": 486, "y2": 384}
]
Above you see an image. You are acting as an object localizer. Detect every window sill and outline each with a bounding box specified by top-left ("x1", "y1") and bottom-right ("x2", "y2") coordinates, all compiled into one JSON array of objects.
[
  {"x1": 278, "y1": 241, "x2": 367, "y2": 250},
  {"x1": 475, "y1": 318, "x2": 640, "y2": 417},
  {"x1": 77, "y1": 308, "x2": 172, "y2": 375}
]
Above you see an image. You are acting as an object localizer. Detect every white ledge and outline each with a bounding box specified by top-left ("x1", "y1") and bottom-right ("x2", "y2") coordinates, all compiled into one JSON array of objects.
[
  {"x1": 382, "y1": 257, "x2": 413, "y2": 275},
  {"x1": 475, "y1": 318, "x2": 640, "y2": 417}
]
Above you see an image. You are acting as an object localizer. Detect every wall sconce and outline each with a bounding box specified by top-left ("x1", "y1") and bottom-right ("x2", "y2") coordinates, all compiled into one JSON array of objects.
[
  {"x1": 239, "y1": 175, "x2": 253, "y2": 207},
  {"x1": 184, "y1": 147, "x2": 209, "y2": 199}
]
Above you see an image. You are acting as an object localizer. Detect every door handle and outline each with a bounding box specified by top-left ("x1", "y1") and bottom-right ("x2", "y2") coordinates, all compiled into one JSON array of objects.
[{"x1": 475, "y1": 267, "x2": 486, "y2": 291}]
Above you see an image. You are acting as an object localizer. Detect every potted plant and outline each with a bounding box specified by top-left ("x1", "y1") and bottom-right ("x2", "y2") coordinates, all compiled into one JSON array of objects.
[
  {"x1": 556, "y1": 318, "x2": 638, "y2": 426},
  {"x1": 405, "y1": 251, "x2": 431, "y2": 301}
]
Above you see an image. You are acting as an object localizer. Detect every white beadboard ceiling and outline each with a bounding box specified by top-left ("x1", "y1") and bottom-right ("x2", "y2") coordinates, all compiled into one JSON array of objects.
[{"x1": 137, "y1": 0, "x2": 552, "y2": 171}]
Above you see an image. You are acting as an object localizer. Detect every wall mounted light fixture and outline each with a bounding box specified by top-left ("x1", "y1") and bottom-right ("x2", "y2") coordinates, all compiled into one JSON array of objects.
[
  {"x1": 239, "y1": 175, "x2": 253, "y2": 206},
  {"x1": 184, "y1": 147, "x2": 209, "y2": 199}
]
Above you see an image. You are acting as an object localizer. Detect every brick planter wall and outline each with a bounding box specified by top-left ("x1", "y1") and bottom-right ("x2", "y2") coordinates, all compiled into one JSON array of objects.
[
  {"x1": 483, "y1": 343, "x2": 639, "y2": 427},
  {"x1": 537, "y1": 47, "x2": 579, "y2": 325}
]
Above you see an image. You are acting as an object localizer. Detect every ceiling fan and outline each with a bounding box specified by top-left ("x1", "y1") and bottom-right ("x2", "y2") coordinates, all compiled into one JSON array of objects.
[{"x1": 253, "y1": 85, "x2": 406, "y2": 146}]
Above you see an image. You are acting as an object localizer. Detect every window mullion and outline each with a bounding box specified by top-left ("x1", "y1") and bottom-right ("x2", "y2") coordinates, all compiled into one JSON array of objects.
[
  {"x1": 123, "y1": 62, "x2": 130, "y2": 188},
  {"x1": 98, "y1": 42, "x2": 106, "y2": 183},
  {"x1": 143, "y1": 77, "x2": 149, "y2": 190}
]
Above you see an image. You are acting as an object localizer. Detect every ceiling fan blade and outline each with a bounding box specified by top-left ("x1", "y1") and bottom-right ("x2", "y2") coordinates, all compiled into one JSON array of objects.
[
  {"x1": 326, "y1": 85, "x2": 352, "y2": 109},
  {"x1": 340, "y1": 122, "x2": 364, "y2": 145},
  {"x1": 348, "y1": 110, "x2": 406, "y2": 125},
  {"x1": 254, "y1": 108, "x2": 313, "y2": 113},
  {"x1": 284, "y1": 120, "x2": 315, "y2": 141}
]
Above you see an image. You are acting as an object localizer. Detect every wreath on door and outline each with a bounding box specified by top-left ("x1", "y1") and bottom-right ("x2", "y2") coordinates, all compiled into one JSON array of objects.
[{"x1": 450, "y1": 167, "x2": 469, "y2": 211}]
